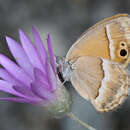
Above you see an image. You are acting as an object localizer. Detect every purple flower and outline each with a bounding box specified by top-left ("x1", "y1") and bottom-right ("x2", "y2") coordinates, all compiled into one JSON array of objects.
[{"x1": 0, "y1": 27, "x2": 72, "y2": 117}]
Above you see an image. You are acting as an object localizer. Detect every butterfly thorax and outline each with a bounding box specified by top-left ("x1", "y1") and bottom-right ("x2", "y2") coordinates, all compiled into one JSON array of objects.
[{"x1": 56, "y1": 56, "x2": 72, "y2": 83}]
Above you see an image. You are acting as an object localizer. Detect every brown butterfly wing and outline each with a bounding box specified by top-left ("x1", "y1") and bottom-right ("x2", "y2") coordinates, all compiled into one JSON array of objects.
[
  {"x1": 66, "y1": 14, "x2": 130, "y2": 63},
  {"x1": 70, "y1": 56, "x2": 128, "y2": 112},
  {"x1": 71, "y1": 56, "x2": 104, "y2": 100}
]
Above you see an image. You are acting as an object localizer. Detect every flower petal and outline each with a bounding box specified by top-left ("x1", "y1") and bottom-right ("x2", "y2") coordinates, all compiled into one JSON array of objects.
[
  {"x1": 19, "y1": 29, "x2": 45, "y2": 73},
  {"x1": 0, "y1": 80, "x2": 39, "y2": 100},
  {"x1": 33, "y1": 68, "x2": 49, "y2": 87},
  {"x1": 0, "y1": 80, "x2": 21, "y2": 96},
  {"x1": 32, "y1": 26, "x2": 47, "y2": 66},
  {"x1": 6, "y1": 36, "x2": 34, "y2": 78},
  {"x1": 31, "y1": 80, "x2": 54, "y2": 100},
  {"x1": 0, "y1": 54, "x2": 32, "y2": 86},
  {"x1": 0, "y1": 68, "x2": 21, "y2": 86},
  {"x1": 47, "y1": 34, "x2": 56, "y2": 75},
  {"x1": 13, "y1": 85, "x2": 40, "y2": 99},
  {"x1": 46, "y1": 61, "x2": 57, "y2": 91}
]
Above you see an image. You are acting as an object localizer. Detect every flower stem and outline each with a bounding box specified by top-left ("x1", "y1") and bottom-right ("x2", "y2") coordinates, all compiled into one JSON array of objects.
[{"x1": 67, "y1": 112, "x2": 96, "y2": 130}]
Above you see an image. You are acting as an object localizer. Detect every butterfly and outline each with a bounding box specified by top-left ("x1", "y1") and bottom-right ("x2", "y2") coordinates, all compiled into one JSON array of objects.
[{"x1": 58, "y1": 14, "x2": 130, "y2": 112}]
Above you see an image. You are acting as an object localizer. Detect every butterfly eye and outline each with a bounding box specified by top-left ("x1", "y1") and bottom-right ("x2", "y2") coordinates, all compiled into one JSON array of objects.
[{"x1": 120, "y1": 49, "x2": 127, "y2": 57}]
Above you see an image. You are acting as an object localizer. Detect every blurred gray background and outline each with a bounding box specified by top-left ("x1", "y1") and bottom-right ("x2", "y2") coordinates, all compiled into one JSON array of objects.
[{"x1": 0, "y1": 0, "x2": 130, "y2": 130}]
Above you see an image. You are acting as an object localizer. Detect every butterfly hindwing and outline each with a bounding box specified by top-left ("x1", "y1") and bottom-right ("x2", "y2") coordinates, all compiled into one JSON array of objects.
[{"x1": 70, "y1": 56, "x2": 128, "y2": 112}]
